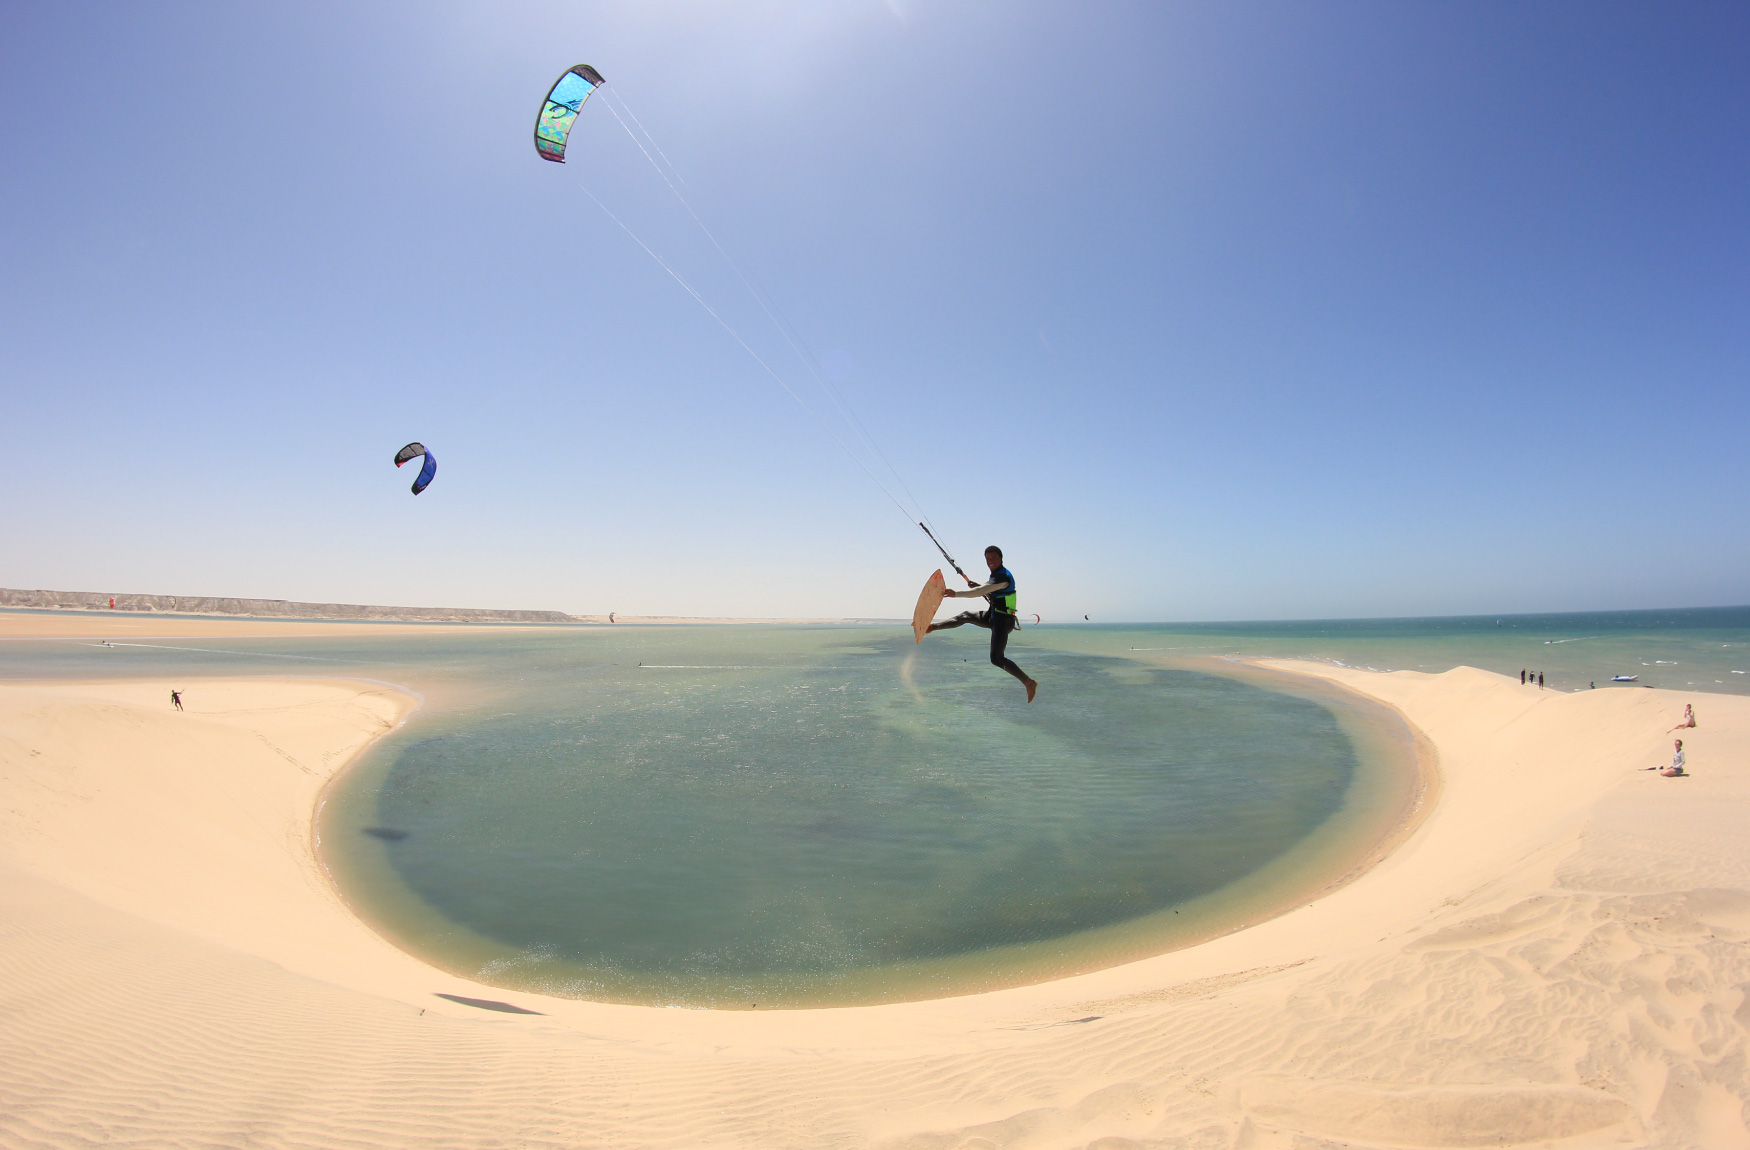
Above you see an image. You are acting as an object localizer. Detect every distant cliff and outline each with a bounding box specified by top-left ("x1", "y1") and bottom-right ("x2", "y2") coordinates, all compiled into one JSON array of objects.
[{"x1": 0, "y1": 587, "x2": 574, "y2": 624}]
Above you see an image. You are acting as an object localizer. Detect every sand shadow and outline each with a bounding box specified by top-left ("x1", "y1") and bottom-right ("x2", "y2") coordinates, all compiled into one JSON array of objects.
[{"x1": 434, "y1": 993, "x2": 544, "y2": 1015}]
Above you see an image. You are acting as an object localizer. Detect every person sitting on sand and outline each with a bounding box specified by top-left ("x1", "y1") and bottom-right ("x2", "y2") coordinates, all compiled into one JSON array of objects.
[
  {"x1": 1642, "y1": 738, "x2": 1686, "y2": 775},
  {"x1": 1670, "y1": 704, "x2": 1696, "y2": 731}
]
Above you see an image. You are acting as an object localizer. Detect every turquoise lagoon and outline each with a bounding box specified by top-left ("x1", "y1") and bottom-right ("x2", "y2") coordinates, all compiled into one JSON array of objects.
[{"x1": 7, "y1": 605, "x2": 1745, "y2": 1007}]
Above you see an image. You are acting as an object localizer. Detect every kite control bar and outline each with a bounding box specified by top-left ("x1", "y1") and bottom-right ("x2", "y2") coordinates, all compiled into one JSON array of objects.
[{"x1": 918, "y1": 523, "x2": 977, "y2": 587}]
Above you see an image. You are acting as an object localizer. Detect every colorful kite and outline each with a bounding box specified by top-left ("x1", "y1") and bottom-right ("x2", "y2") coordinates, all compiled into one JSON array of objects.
[{"x1": 534, "y1": 64, "x2": 605, "y2": 163}]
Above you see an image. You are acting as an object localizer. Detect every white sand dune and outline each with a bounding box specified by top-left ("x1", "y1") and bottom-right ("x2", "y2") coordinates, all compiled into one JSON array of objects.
[{"x1": 2, "y1": 657, "x2": 1747, "y2": 1149}]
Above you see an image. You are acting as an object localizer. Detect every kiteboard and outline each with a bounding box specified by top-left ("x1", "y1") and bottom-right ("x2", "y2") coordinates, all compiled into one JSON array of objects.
[{"x1": 913, "y1": 569, "x2": 947, "y2": 643}]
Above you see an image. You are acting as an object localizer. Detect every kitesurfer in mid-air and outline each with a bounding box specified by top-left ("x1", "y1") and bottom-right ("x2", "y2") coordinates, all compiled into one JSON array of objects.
[{"x1": 928, "y1": 545, "x2": 1038, "y2": 702}]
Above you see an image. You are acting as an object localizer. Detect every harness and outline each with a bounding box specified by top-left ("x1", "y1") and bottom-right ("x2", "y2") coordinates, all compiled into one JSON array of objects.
[{"x1": 986, "y1": 566, "x2": 1017, "y2": 616}]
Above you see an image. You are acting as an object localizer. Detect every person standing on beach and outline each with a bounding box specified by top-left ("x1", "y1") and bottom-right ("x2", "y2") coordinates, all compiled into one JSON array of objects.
[
  {"x1": 170, "y1": 690, "x2": 183, "y2": 711},
  {"x1": 1538, "y1": 672, "x2": 1545, "y2": 689},
  {"x1": 927, "y1": 545, "x2": 1039, "y2": 702},
  {"x1": 1520, "y1": 669, "x2": 1526, "y2": 685}
]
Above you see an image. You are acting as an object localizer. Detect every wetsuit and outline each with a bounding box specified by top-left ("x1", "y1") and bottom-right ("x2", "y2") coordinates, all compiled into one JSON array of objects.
[{"x1": 933, "y1": 566, "x2": 1028, "y2": 684}]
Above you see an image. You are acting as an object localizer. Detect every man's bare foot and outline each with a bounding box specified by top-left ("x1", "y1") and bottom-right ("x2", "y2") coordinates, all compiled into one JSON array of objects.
[{"x1": 1024, "y1": 678, "x2": 1038, "y2": 703}]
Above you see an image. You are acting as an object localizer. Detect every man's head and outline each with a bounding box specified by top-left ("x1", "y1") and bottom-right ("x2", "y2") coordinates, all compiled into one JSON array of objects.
[{"x1": 984, "y1": 545, "x2": 1003, "y2": 573}]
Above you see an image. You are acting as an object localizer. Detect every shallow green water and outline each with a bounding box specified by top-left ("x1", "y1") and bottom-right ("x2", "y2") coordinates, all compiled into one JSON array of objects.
[{"x1": 317, "y1": 627, "x2": 1402, "y2": 1007}]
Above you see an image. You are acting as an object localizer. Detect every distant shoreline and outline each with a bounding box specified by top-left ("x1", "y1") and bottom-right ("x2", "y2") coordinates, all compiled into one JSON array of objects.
[{"x1": 0, "y1": 587, "x2": 900, "y2": 627}]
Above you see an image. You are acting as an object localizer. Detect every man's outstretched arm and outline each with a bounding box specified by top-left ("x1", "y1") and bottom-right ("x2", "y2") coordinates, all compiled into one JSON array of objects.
[{"x1": 946, "y1": 577, "x2": 1010, "y2": 599}]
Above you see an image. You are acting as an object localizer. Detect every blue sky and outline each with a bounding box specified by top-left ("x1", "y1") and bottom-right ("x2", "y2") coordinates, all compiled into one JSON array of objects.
[{"x1": 3, "y1": 2, "x2": 1746, "y2": 620}]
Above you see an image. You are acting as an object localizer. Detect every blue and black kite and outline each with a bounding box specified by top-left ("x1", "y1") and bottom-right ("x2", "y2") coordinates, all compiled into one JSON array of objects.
[{"x1": 394, "y1": 442, "x2": 437, "y2": 495}]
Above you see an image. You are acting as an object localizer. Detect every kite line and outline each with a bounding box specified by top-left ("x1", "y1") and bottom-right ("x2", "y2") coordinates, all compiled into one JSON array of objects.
[
  {"x1": 599, "y1": 86, "x2": 944, "y2": 538},
  {"x1": 600, "y1": 88, "x2": 934, "y2": 530},
  {"x1": 575, "y1": 182, "x2": 926, "y2": 540},
  {"x1": 533, "y1": 63, "x2": 973, "y2": 581},
  {"x1": 574, "y1": 80, "x2": 970, "y2": 580}
]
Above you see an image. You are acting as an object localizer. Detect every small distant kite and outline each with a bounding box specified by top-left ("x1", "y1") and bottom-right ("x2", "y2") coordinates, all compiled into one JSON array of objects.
[
  {"x1": 394, "y1": 442, "x2": 437, "y2": 495},
  {"x1": 535, "y1": 64, "x2": 605, "y2": 163}
]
